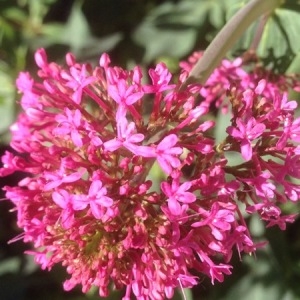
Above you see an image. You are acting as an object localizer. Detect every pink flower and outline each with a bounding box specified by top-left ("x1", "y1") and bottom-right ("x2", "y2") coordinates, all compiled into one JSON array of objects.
[
  {"x1": 240, "y1": 171, "x2": 276, "y2": 199},
  {"x1": 104, "y1": 117, "x2": 145, "y2": 154},
  {"x1": 143, "y1": 63, "x2": 176, "y2": 93},
  {"x1": 161, "y1": 179, "x2": 196, "y2": 215},
  {"x1": 108, "y1": 79, "x2": 143, "y2": 106},
  {"x1": 227, "y1": 117, "x2": 266, "y2": 161},
  {"x1": 43, "y1": 166, "x2": 86, "y2": 191},
  {"x1": 62, "y1": 65, "x2": 96, "y2": 104},
  {"x1": 81, "y1": 180, "x2": 114, "y2": 219},
  {"x1": 54, "y1": 108, "x2": 84, "y2": 147},
  {"x1": 108, "y1": 78, "x2": 143, "y2": 119},
  {"x1": 52, "y1": 189, "x2": 79, "y2": 229},
  {"x1": 155, "y1": 134, "x2": 183, "y2": 175}
]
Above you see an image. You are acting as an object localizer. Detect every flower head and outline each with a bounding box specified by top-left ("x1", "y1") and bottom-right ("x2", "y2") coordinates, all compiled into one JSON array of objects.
[{"x1": 1, "y1": 49, "x2": 300, "y2": 299}]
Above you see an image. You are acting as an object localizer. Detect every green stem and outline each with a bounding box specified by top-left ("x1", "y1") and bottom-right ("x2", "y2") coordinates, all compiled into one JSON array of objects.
[{"x1": 181, "y1": 0, "x2": 283, "y2": 87}]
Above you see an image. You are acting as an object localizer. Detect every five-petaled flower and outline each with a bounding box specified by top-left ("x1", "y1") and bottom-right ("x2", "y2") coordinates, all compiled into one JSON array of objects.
[{"x1": 227, "y1": 117, "x2": 266, "y2": 161}]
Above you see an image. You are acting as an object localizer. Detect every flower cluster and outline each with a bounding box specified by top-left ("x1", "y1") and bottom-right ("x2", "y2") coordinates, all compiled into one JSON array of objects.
[{"x1": 1, "y1": 48, "x2": 300, "y2": 299}]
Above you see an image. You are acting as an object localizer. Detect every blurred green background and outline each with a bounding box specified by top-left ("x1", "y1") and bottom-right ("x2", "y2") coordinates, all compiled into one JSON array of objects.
[{"x1": 1, "y1": 0, "x2": 300, "y2": 299}]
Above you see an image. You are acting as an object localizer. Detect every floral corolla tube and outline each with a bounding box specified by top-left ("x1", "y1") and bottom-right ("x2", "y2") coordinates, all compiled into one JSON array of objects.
[{"x1": 1, "y1": 48, "x2": 300, "y2": 299}]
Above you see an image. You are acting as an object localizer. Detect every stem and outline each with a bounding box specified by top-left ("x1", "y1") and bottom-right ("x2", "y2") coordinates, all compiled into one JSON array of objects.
[
  {"x1": 249, "y1": 14, "x2": 269, "y2": 52},
  {"x1": 182, "y1": 0, "x2": 283, "y2": 87}
]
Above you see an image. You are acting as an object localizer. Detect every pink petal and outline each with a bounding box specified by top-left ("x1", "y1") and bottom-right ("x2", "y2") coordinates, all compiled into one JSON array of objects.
[
  {"x1": 97, "y1": 195, "x2": 113, "y2": 207},
  {"x1": 157, "y1": 156, "x2": 172, "y2": 175},
  {"x1": 161, "y1": 182, "x2": 172, "y2": 196},
  {"x1": 168, "y1": 198, "x2": 182, "y2": 215},
  {"x1": 71, "y1": 130, "x2": 83, "y2": 147},
  {"x1": 104, "y1": 139, "x2": 122, "y2": 152},
  {"x1": 90, "y1": 202, "x2": 103, "y2": 219},
  {"x1": 157, "y1": 134, "x2": 178, "y2": 151},
  {"x1": 89, "y1": 180, "x2": 103, "y2": 197},
  {"x1": 127, "y1": 133, "x2": 144, "y2": 144},
  {"x1": 52, "y1": 190, "x2": 68, "y2": 209},
  {"x1": 126, "y1": 92, "x2": 143, "y2": 105},
  {"x1": 131, "y1": 145, "x2": 156, "y2": 157}
]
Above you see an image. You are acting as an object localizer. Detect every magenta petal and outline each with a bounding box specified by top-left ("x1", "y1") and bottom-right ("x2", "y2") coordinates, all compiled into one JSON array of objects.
[
  {"x1": 104, "y1": 139, "x2": 122, "y2": 152},
  {"x1": 157, "y1": 156, "x2": 172, "y2": 175},
  {"x1": 168, "y1": 198, "x2": 182, "y2": 215},
  {"x1": 72, "y1": 196, "x2": 88, "y2": 211},
  {"x1": 61, "y1": 209, "x2": 74, "y2": 229},
  {"x1": 34, "y1": 48, "x2": 48, "y2": 68},
  {"x1": 128, "y1": 133, "x2": 144, "y2": 144},
  {"x1": 98, "y1": 196, "x2": 113, "y2": 207},
  {"x1": 240, "y1": 140, "x2": 252, "y2": 161},
  {"x1": 117, "y1": 80, "x2": 127, "y2": 97},
  {"x1": 71, "y1": 130, "x2": 83, "y2": 147},
  {"x1": 126, "y1": 92, "x2": 144, "y2": 105},
  {"x1": 168, "y1": 147, "x2": 183, "y2": 155},
  {"x1": 178, "y1": 192, "x2": 196, "y2": 203},
  {"x1": 64, "y1": 169, "x2": 85, "y2": 183},
  {"x1": 161, "y1": 182, "x2": 172, "y2": 196},
  {"x1": 73, "y1": 109, "x2": 82, "y2": 127},
  {"x1": 250, "y1": 123, "x2": 265, "y2": 139},
  {"x1": 99, "y1": 53, "x2": 110, "y2": 67},
  {"x1": 254, "y1": 79, "x2": 266, "y2": 95},
  {"x1": 157, "y1": 134, "x2": 178, "y2": 151},
  {"x1": 72, "y1": 88, "x2": 83, "y2": 104},
  {"x1": 90, "y1": 202, "x2": 103, "y2": 219},
  {"x1": 132, "y1": 145, "x2": 156, "y2": 157},
  {"x1": 44, "y1": 180, "x2": 62, "y2": 191},
  {"x1": 178, "y1": 181, "x2": 192, "y2": 192},
  {"x1": 169, "y1": 156, "x2": 181, "y2": 168},
  {"x1": 55, "y1": 114, "x2": 67, "y2": 123},
  {"x1": 227, "y1": 126, "x2": 243, "y2": 139},
  {"x1": 211, "y1": 227, "x2": 224, "y2": 241},
  {"x1": 108, "y1": 85, "x2": 121, "y2": 103},
  {"x1": 89, "y1": 180, "x2": 103, "y2": 197},
  {"x1": 52, "y1": 190, "x2": 68, "y2": 209},
  {"x1": 284, "y1": 100, "x2": 297, "y2": 110}
]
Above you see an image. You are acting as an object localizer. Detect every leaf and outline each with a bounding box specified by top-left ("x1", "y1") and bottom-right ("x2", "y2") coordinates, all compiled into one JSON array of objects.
[
  {"x1": 46, "y1": 0, "x2": 122, "y2": 57},
  {"x1": 2, "y1": 7, "x2": 27, "y2": 24},
  {"x1": 133, "y1": 23, "x2": 197, "y2": 63},
  {"x1": 132, "y1": 0, "x2": 226, "y2": 62},
  {"x1": 0, "y1": 257, "x2": 20, "y2": 275},
  {"x1": 0, "y1": 66, "x2": 15, "y2": 136},
  {"x1": 61, "y1": 0, "x2": 91, "y2": 54},
  {"x1": 221, "y1": 251, "x2": 287, "y2": 300},
  {"x1": 227, "y1": 1, "x2": 300, "y2": 72}
]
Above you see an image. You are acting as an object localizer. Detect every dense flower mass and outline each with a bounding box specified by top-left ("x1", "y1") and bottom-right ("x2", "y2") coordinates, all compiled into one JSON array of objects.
[{"x1": 1, "y1": 48, "x2": 300, "y2": 299}]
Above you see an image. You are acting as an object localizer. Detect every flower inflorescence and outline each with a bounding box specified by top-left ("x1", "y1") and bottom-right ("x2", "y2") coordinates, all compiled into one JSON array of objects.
[{"x1": 1, "y1": 49, "x2": 300, "y2": 299}]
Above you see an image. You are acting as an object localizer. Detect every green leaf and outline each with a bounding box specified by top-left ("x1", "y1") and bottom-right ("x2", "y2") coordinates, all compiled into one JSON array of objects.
[
  {"x1": 49, "y1": 0, "x2": 122, "y2": 57},
  {"x1": 227, "y1": 1, "x2": 300, "y2": 72},
  {"x1": 0, "y1": 257, "x2": 20, "y2": 275},
  {"x1": 0, "y1": 66, "x2": 15, "y2": 136},
  {"x1": 132, "y1": 0, "x2": 227, "y2": 62},
  {"x1": 0, "y1": 17, "x2": 15, "y2": 43},
  {"x1": 61, "y1": 0, "x2": 91, "y2": 54},
  {"x1": 133, "y1": 23, "x2": 197, "y2": 63},
  {"x1": 2, "y1": 7, "x2": 27, "y2": 23}
]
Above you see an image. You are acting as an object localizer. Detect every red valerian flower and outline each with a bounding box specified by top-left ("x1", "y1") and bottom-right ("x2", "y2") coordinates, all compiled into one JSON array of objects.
[
  {"x1": 227, "y1": 117, "x2": 266, "y2": 161},
  {"x1": 161, "y1": 179, "x2": 196, "y2": 215},
  {"x1": 1, "y1": 48, "x2": 300, "y2": 300}
]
